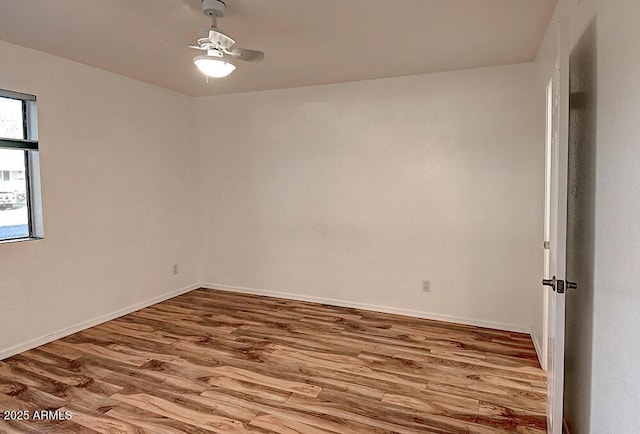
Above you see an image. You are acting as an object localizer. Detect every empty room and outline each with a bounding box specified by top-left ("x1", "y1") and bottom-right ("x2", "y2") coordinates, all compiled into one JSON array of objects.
[{"x1": 1, "y1": 0, "x2": 639, "y2": 433}]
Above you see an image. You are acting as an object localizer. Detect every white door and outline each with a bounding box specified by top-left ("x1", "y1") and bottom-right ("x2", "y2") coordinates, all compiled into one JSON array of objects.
[{"x1": 543, "y1": 17, "x2": 570, "y2": 434}]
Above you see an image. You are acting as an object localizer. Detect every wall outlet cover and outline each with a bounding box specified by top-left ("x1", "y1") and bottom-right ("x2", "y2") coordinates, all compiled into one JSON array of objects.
[{"x1": 422, "y1": 280, "x2": 431, "y2": 292}]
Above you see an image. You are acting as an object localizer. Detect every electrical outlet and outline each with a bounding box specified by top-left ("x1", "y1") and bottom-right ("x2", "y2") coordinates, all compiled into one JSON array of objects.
[
  {"x1": 172, "y1": 264, "x2": 179, "y2": 275},
  {"x1": 422, "y1": 280, "x2": 431, "y2": 292}
]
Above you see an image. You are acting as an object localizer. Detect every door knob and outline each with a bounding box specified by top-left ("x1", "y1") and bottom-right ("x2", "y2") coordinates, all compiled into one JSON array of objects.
[
  {"x1": 541, "y1": 276, "x2": 565, "y2": 293},
  {"x1": 542, "y1": 277, "x2": 556, "y2": 287}
]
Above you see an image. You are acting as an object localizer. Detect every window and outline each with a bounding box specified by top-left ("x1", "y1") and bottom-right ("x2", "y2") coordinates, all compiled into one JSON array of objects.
[{"x1": 0, "y1": 89, "x2": 43, "y2": 242}]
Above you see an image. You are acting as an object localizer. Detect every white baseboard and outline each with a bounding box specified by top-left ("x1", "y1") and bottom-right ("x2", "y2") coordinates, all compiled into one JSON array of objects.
[
  {"x1": 531, "y1": 330, "x2": 547, "y2": 371},
  {"x1": 201, "y1": 282, "x2": 531, "y2": 334},
  {"x1": 1, "y1": 281, "x2": 533, "y2": 362},
  {"x1": 0, "y1": 283, "x2": 200, "y2": 361}
]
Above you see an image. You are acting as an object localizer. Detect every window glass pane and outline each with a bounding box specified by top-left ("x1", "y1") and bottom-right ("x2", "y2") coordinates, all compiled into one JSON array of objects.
[
  {"x1": 0, "y1": 149, "x2": 29, "y2": 240},
  {"x1": 0, "y1": 97, "x2": 24, "y2": 140}
]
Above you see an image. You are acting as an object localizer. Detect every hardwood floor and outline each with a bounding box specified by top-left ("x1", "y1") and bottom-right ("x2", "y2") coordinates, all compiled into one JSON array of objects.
[{"x1": 0, "y1": 289, "x2": 547, "y2": 433}]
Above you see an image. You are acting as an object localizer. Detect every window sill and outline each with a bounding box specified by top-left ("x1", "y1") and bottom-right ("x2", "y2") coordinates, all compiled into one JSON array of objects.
[{"x1": 0, "y1": 236, "x2": 44, "y2": 245}]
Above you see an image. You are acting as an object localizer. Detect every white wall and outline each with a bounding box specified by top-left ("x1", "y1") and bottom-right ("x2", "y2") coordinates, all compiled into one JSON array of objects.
[
  {"x1": 535, "y1": 0, "x2": 640, "y2": 432},
  {"x1": 591, "y1": 1, "x2": 640, "y2": 432},
  {"x1": 194, "y1": 64, "x2": 540, "y2": 332},
  {"x1": 0, "y1": 39, "x2": 542, "y2": 360},
  {"x1": 0, "y1": 41, "x2": 200, "y2": 358}
]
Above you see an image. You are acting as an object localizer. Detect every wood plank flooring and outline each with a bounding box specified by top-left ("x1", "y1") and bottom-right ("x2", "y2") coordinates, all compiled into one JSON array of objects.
[{"x1": 0, "y1": 289, "x2": 547, "y2": 433}]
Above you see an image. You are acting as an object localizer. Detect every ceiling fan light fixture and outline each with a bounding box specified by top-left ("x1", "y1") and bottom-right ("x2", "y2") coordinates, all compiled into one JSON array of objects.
[{"x1": 193, "y1": 55, "x2": 236, "y2": 78}]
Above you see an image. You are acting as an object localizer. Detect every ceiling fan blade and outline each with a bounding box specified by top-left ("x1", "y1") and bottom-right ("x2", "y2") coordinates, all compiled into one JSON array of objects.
[
  {"x1": 227, "y1": 47, "x2": 265, "y2": 62},
  {"x1": 188, "y1": 44, "x2": 206, "y2": 51}
]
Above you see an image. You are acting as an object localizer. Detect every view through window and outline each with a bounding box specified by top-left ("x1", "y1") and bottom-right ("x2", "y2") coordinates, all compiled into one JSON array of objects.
[
  {"x1": 0, "y1": 149, "x2": 29, "y2": 238},
  {"x1": 0, "y1": 91, "x2": 41, "y2": 241}
]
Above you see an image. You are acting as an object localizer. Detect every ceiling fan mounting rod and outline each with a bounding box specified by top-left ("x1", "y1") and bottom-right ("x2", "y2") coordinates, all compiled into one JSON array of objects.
[{"x1": 202, "y1": 0, "x2": 226, "y2": 28}]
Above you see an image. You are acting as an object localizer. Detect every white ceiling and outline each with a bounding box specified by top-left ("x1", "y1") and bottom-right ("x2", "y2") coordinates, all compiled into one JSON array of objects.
[{"x1": 0, "y1": 0, "x2": 557, "y2": 97}]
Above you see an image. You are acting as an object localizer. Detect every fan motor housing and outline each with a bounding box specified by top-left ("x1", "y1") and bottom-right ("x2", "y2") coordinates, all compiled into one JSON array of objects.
[{"x1": 202, "y1": 0, "x2": 226, "y2": 18}]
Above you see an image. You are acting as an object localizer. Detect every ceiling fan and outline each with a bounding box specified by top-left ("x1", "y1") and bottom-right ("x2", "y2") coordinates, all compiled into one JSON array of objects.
[{"x1": 190, "y1": 0, "x2": 264, "y2": 78}]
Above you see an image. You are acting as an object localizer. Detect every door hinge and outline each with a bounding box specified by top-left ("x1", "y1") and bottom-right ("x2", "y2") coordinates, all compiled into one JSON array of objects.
[{"x1": 544, "y1": 241, "x2": 550, "y2": 250}]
